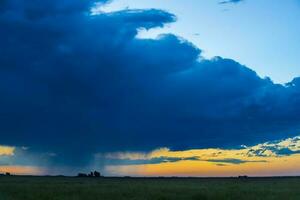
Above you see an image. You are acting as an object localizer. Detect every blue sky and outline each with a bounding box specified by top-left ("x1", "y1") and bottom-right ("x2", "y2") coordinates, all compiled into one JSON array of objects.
[{"x1": 99, "y1": 0, "x2": 300, "y2": 83}]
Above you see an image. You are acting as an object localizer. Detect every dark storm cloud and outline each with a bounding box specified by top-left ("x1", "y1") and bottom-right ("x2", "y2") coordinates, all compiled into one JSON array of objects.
[
  {"x1": 102, "y1": 157, "x2": 265, "y2": 166},
  {"x1": 0, "y1": 0, "x2": 300, "y2": 167},
  {"x1": 102, "y1": 156, "x2": 200, "y2": 166}
]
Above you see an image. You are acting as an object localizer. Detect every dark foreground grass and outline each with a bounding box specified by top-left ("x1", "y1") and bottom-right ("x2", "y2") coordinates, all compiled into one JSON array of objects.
[{"x1": 0, "y1": 176, "x2": 300, "y2": 200}]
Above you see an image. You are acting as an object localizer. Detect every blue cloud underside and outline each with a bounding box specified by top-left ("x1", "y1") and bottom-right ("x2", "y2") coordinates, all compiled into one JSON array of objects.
[{"x1": 0, "y1": 0, "x2": 300, "y2": 167}]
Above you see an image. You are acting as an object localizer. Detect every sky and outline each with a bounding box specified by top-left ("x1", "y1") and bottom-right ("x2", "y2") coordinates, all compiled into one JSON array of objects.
[{"x1": 0, "y1": 0, "x2": 300, "y2": 176}]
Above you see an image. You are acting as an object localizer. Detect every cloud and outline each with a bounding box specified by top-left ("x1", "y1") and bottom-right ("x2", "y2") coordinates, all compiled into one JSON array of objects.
[
  {"x1": 100, "y1": 156, "x2": 200, "y2": 166},
  {"x1": 99, "y1": 135, "x2": 300, "y2": 166},
  {"x1": 3, "y1": 135, "x2": 300, "y2": 175},
  {"x1": 246, "y1": 136, "x2": 300, "y2": 157},
  {"x1": 0, "y1": 146, "x2": 54, "y2": 167},
  {"x1": 102, "y1": 135, "x2": 300, "y2": 176},
  {"x1": 0, "y1": 0, "x2": 300, "y2": 170},
  {"x1": 102, "y1": 156, "x2": 266, "y2": 166},
  {"x1": 203, "y1": 158, "x2": 266, "y2": 164},
  {"x1": 0, "y1": 146, "x2": 15, "y2": 156},
  {"x1": 219, "y1": 0, "x2": 244, "y2": 4}
]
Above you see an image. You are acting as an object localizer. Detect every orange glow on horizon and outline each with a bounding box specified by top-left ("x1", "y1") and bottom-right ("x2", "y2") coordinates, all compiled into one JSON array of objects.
[
  {"x1": 0, "y1": 166, "x2": 45, "y2": 175},
  {"x1": 105, "y1": 154, "x2": 300, "y2": 177}
]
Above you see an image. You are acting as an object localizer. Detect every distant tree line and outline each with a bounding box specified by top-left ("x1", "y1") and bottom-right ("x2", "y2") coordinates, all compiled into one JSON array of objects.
[
  {"x1": 0, "y1": 172, "x2": 12, "y2": 176},
  {"x1": 77, "y1": 171, "x2": 101, "y2": 177}
]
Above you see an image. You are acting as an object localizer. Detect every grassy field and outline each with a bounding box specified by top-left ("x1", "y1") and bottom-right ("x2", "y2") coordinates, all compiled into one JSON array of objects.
[{"x1": 0, "y1": 176, "x2": 300, "y2": 200}]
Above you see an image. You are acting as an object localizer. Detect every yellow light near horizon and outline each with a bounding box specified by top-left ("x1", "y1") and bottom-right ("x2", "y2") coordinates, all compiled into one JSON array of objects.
[
  {"x1": 104, "y1": 135, "x2": 300, "y2": 177},
  {"x1": 106, "y1": 154, "x2": 300, "y2": 177},
  {"x1": 0, "y1": 145, "x2": 15, "y2": 156}
]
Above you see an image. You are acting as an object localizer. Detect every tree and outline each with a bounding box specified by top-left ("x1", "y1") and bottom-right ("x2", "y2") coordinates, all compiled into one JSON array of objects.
[
  {"x1": 94, "y1": 171, "x2": 101, "y2": 177},
  {"x1": 88, "y1": 171, "x2": 94, "y2": 177}
]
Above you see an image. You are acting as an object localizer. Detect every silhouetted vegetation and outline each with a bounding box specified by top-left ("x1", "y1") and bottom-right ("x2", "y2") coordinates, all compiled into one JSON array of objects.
[
  {"x1": 0, "y1": 172, "x2": 12, "y2": 176},
  {"x1": 88, "y1": 171, "x2": 94, "y2": 177},
  {"x1": 77, "y1": 171, "x2": 101, "y2": 178},
  {"x1": 94, "y1": 171, "x2": 101, "y2": 177}
]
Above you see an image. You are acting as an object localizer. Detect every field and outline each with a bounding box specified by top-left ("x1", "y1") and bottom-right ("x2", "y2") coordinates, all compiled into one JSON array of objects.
[{"x1": 0, "y1": 176, "x2": 300, "y2": 200}]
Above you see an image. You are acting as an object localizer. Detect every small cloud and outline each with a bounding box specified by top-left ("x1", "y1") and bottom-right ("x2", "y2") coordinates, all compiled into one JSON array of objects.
[
  {"x1": 0, "y1": 145, "x2": 15, "y2": 156},
  {"x1": 216, "y1": 163, "x2": 227, "y2": 166},
  {"x1": 46, "y1": 152, "x2": 57, "y2": 157},
  {"x1": 204, "y1": 158, "x2": 267, "y2": 165},
  {"x1": 219, "y1": 0, "x2": 244, "y2": 5},
  {"x1": 21, "y1": 147, "x2": 29, "y2": 151}
]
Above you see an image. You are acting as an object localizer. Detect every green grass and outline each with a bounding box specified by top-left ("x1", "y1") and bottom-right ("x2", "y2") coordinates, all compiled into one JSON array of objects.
[{"x1": 0, "y1": 176, "x2": 300, "y2": 200}]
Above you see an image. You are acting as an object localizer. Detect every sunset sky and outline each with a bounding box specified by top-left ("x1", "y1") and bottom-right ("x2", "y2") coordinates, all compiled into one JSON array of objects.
[{"x1": 0, "y1": 0, "x2": 300, "y2": 176}]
